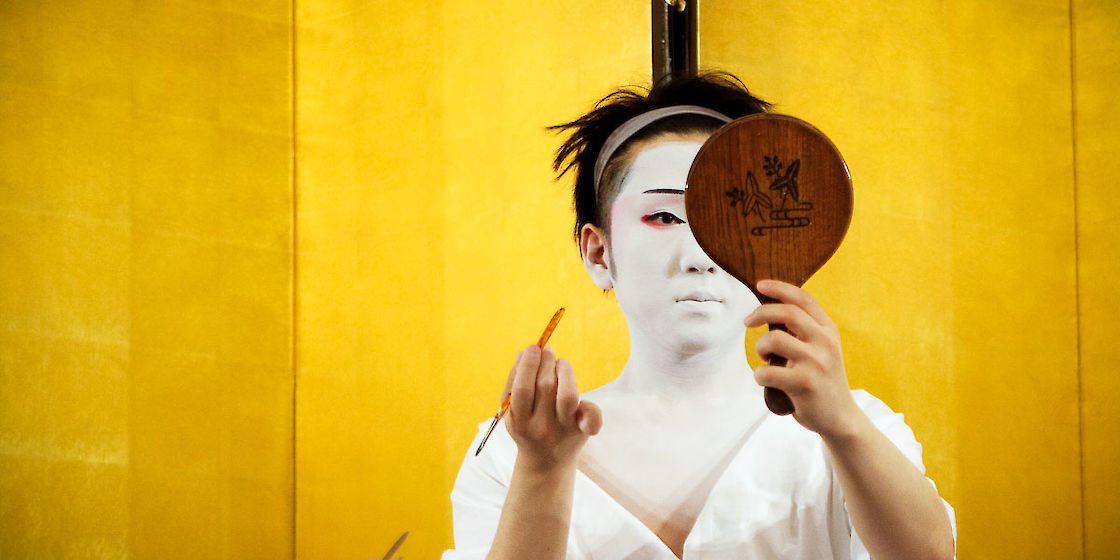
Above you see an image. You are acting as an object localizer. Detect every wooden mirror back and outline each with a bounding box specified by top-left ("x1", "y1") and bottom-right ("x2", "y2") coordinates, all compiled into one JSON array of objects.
[{"x1": 685, "y1": 113, "x2": 853, "y2": 415}]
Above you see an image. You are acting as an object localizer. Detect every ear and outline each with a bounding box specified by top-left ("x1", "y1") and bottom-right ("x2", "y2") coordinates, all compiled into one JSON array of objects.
[{"x1": 580, "y1": 223, "x2": 613, "y2": 290}]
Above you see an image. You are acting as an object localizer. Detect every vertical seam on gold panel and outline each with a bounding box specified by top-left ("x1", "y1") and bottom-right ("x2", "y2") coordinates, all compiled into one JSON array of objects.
[
  {"x1": 1069, "y1": 0, "x2": 1085, "y2": 556},
  {"x1": 290, "y1": 0, "x2": 299, "y2": 558}
]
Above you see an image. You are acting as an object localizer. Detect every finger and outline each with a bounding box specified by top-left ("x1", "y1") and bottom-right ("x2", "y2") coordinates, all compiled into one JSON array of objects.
[
  {"x1": 533, "y1": 346, "x2": 558, "y2": 417},
  {"x1": 555, "y1": 358, "x2": 579, "y2": 427},
  {"x1": 575, "y1": 400, "x2": 603, "y2": 436},
  {"x1": 510, "y1": 345, "x2": 540, "y2": 421},
  {"x1": 501, "y1": 351, "x2": 524, "y2": 403},
  {"x1": 757, "y1": 280, "x2": 835, "y2": 328},
  {"x1": 745, "y1": 303, "x2": 822, "y2": 341},
  {"x1": 752, "y1": 364, "x2": 807, "y2": 395},
  {"x1": 756, "y1": 329, "x2": 811, "y2": 364}
]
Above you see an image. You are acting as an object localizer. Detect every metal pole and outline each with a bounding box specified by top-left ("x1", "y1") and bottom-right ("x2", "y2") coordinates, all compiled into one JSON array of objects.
[{"x1": 652, "y1": 0, "x2": 698, "y2": 84}]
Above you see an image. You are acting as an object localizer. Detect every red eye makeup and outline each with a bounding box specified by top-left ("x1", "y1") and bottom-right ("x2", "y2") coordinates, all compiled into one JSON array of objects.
[{"x1": 641, "y1": 212, "x2": 685, "y2": 228}]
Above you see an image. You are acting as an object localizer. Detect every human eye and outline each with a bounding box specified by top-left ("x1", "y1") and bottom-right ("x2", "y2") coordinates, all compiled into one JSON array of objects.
[{"x1": 641, "y1": 211, "x2": 685, "y2": 228}]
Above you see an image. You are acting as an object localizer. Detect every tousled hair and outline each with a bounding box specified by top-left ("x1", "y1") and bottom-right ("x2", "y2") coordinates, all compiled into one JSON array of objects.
[{"x1": 549, "y1": 71, "x2": 772, "y2": 246}]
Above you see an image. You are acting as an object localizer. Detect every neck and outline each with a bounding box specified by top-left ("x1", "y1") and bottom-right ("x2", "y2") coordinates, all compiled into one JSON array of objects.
[{"x1": 612, "y1": 327, "x2": 758, "y2": 405}]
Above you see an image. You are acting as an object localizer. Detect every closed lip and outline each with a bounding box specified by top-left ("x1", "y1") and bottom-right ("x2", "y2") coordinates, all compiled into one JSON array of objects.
[{"x1": 675, "y1": 292, "x2": 723, "y2": 303}]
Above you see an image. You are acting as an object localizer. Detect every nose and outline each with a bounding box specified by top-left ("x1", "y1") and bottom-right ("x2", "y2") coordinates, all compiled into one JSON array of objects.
[{"x1": 678, "y1": 226, "x2": 717, "y2": 274}]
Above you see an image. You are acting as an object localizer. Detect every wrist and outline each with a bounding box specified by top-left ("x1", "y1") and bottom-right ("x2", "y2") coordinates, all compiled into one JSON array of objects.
[
  {"x1": 819, "y1": 406, "x2": 875, "y2": 450},
  {"x1": 514, "y1": 451, "x2": 579, "y2": 481}
]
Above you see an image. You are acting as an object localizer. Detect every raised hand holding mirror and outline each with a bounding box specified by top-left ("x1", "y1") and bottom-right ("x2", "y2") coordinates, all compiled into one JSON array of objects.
[{"x1": 685, "y1": 114, "x2": 853, "y2": 415}]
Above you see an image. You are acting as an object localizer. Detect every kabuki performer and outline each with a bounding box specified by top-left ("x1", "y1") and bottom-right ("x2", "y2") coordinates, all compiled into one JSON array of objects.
[{"x1": 443, "y1": 72, "x2": 956, "y2": 560}]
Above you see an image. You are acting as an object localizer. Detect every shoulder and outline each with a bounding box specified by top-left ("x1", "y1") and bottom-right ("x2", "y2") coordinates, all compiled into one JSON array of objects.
[
  {"x1": 450, "y1": 418, "x2": 518, "y2": 501},
  {"x1": 445, "y1": 419, "x2": 516, "y2": 557},
  {"x1": 850, "y1": 388, "x2": 897, "y2": 419},
  {"x1": 850, "y1": 389, "x2": 926, "y2": 473}
]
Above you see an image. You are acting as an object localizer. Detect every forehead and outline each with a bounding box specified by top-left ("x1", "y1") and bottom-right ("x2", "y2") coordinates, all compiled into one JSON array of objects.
[{"x1": 615, "y1": 140, "x2": 705, "y2": 198}]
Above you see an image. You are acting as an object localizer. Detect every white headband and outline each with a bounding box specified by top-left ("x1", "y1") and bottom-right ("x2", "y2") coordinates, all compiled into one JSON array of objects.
[{"x1": 593, "y1": 104, "x2": 732, "y2": 195}]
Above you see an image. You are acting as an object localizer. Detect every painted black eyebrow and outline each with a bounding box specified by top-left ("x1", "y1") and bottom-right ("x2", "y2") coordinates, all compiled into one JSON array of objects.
[{"x1": 643, "y1": 188, "x2": 685, "y2": 195}]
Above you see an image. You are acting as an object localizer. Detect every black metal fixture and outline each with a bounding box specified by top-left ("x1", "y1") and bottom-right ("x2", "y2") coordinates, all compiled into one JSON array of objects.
[{"x1": 652, "y1": 0, "x2": 698, "y2": 83}]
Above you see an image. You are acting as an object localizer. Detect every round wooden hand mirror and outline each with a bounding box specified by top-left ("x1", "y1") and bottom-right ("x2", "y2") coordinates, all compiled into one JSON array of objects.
[{"x1": 685, "y1": 114, "x2": 853, "y2": 415}]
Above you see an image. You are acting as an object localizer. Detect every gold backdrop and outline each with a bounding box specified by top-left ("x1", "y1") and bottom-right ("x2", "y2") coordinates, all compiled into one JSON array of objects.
[
  {"x1": 1, "y1": 1, "x2": 294, "y2": 558},
  {"x1": 1, "y1": 1, "x2": 1118, "y2": 559}
]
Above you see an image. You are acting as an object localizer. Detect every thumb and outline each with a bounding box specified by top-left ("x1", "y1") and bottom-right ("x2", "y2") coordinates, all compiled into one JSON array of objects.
[{"x1": 575, "y1": 400, "x2": 603, "y2": 436}]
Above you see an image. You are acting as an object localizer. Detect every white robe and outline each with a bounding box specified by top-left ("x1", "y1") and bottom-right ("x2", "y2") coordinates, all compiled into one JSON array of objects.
[{"x1": 443, "y1": 390, "x2": 956, "y2": 559}]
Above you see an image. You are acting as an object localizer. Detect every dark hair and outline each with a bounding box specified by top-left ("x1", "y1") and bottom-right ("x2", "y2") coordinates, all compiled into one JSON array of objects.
[{"x1": 550, "y1": 71, "x2": 771, "y2": 245}]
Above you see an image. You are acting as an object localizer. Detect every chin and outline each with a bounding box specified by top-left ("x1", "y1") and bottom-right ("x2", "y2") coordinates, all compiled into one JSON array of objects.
[
  {"x1": 672, "y1": 338, "x2": 714, "y2": 355},
  {"x1": 665, "y1": 325, "x2": 740, "y2": 355}
]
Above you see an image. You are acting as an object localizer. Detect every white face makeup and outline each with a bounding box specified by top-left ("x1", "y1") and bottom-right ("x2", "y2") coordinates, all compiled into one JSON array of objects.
[{"x1": 605, "y1": 140, "x2": 760, "y2": 356}]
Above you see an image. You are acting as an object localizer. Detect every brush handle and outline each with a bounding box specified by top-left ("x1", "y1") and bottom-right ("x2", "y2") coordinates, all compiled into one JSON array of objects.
[{"x1": 764, "y1": 323, "x2": 796, "y2": 415}]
